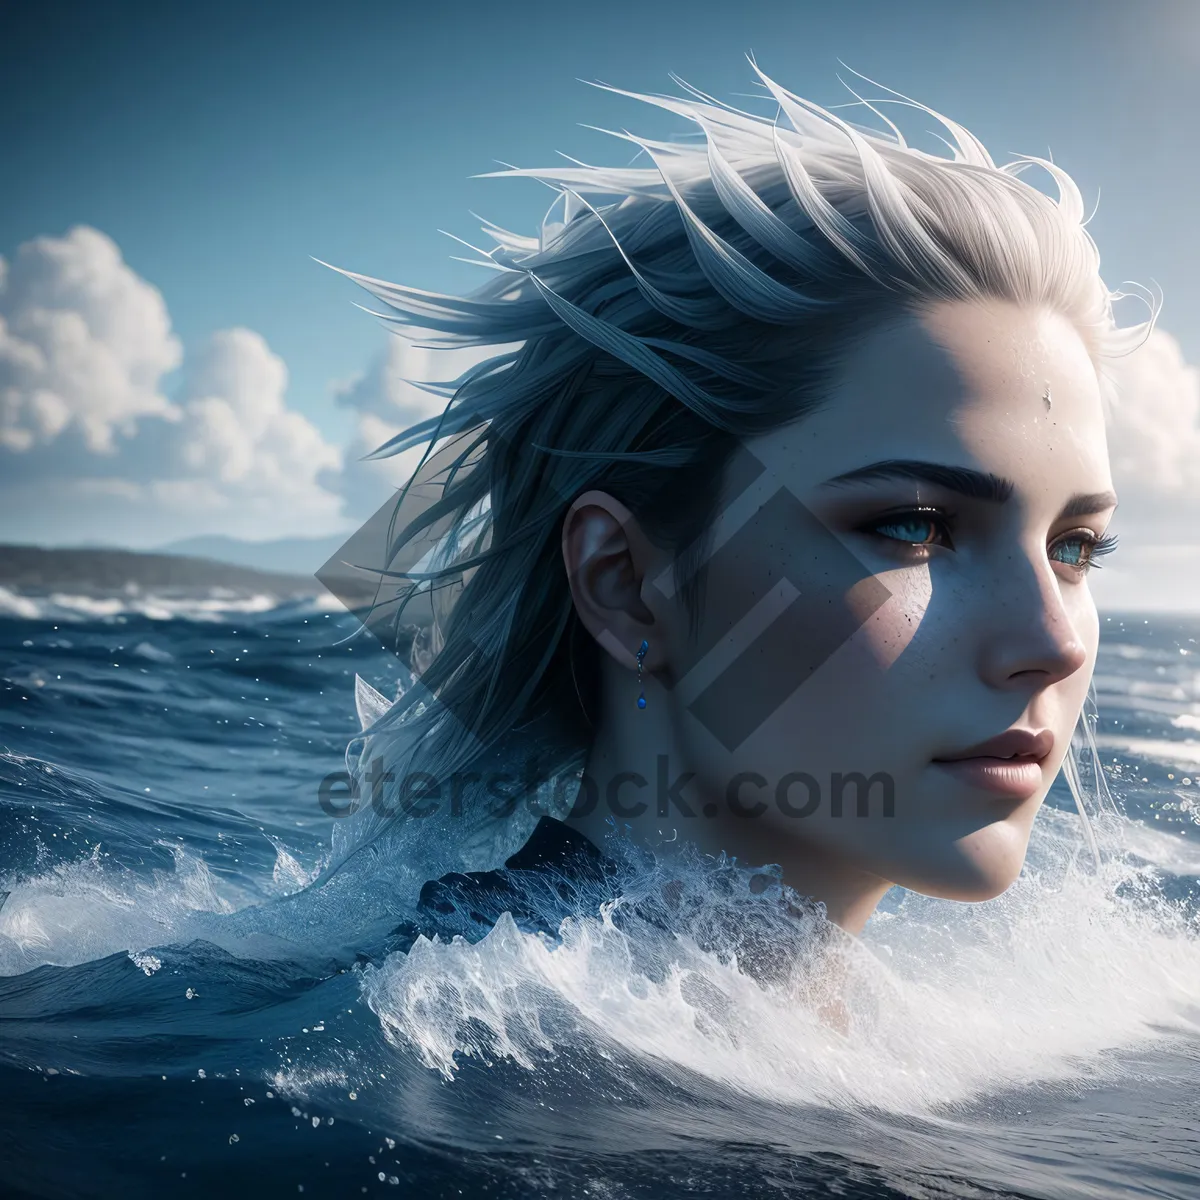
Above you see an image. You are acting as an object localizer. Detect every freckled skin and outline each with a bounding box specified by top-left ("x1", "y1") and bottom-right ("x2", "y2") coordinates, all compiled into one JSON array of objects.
[{"x1": 562, "y1": 299, "x2": 1114, "y2": 934}]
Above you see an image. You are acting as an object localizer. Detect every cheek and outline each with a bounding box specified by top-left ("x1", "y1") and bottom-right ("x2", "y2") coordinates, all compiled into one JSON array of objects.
[
  {"x1": 666, "y1": 518, "x2": 900, "y2": 758},
  {"x1": 852, "y1": 565, "x2": 935, "y2": 672},
  {"x1": 676, "y1": 574, "x2": 937, "y2": 791}
]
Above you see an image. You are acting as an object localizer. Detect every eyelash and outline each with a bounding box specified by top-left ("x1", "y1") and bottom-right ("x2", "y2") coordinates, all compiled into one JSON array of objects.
[
  {"x1": 1051, "y1": 530, "x2": 1119, "y2": 572},
  {"x1": 860, "y1": 508, "x2": 1119, "y2": 573}
]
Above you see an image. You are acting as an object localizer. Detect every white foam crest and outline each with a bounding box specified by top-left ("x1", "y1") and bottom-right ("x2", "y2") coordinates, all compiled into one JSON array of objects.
[
  {"x1": 1091, "y1": 675, "x2": 1195, "y2": 704},
  {"x1": 0, "y1": 841, "x2": 252, "y2": 974},
  {"x1": 265, "y1": 835, "x2": 327, "y2": 895},
  {"x1": 1102, "y1": 643, "x2": 1176, "y2": 664},
  {"x1": 1095, "y1": 734, "x2": 1200, "y2": 768},
  {"x1": 0, "y1": 589, "x2": 337, "y2": 623},
  {"x1": 0, "y1": 586, "x2": 42, "y2": 619},
  {"x1": 311, "y1": 591, "x2": 351, "y2": 613},
  {"x1": 359, "y1": 820, "x2": 1200, "y2": 1113}
]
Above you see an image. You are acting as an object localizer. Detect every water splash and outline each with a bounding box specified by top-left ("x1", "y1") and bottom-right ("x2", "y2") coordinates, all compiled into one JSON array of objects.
[{"x1": 358, "y1": 809, "x2": 1200, "y2": 1113}]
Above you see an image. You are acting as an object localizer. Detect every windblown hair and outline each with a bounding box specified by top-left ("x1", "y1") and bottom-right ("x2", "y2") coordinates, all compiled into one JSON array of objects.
[{"x1": 324, "y1": 60, "x2": 1157, "y2": 880}]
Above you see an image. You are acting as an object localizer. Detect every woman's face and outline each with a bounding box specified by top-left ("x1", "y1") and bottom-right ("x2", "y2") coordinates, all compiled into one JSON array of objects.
[{"x1": 657, "y1": 297, "x2": 1114, "y2": 902}]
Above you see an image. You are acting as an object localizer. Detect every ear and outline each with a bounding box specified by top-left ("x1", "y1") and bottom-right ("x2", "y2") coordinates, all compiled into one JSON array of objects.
[{"x1": 560, "y1": 489, "x2": 666, "y2": 671}]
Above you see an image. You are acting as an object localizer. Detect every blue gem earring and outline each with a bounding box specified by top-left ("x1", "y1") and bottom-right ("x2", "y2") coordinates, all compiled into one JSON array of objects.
[{"x1": 636, "y1": 639, "x2": 648, "y2": 709}]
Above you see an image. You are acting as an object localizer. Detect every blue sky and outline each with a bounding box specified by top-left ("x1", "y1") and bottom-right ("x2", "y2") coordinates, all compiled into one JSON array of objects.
[{"x1": 3, "y1": 0, "x2": 1200, "y2": 607}]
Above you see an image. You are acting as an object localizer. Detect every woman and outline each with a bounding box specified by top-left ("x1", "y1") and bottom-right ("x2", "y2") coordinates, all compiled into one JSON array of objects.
[
  {"x1": 0, "y1": 62, "x2": 1185, "y2": 1200},
  {"x1": 329, "y1": 59, "x2": 1155, "y2": 952}
]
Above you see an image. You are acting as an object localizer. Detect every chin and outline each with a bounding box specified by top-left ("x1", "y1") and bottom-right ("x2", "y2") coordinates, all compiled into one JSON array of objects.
[
  {"x1": 894, "y1": 822, "x2": 1032, "y2": 902},
  {"x1": 916, "y1": 868, "x2": 1020, "y2": 903}
]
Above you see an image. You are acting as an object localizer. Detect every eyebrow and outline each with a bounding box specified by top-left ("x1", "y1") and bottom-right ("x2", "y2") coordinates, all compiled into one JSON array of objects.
[
  {"x1": 1059, "y1": 490, "x2": 1119, "y2": 518},
  {"x1": 820, "y1": 459, "x2": 1118, "y2": 517},
  {"x1": 820, "y1": 459, "x2": 1015, "y2": 503}
]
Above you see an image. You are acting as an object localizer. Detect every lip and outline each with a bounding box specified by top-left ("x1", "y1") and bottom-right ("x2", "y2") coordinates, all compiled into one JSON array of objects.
[{"x1": 931, "y1": 728, "x2": 1055, "y2": 799}]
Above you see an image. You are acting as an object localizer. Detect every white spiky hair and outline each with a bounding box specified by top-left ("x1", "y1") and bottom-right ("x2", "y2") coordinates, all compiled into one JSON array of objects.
[{"x1": 324, "y1": 55, "x2": 1157, "y2": 466}]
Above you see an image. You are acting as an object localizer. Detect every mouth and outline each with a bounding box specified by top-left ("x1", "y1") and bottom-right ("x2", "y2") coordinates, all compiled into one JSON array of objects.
[{"x1": 931, "y1": 728, "x2": 1054, "y2": 800}]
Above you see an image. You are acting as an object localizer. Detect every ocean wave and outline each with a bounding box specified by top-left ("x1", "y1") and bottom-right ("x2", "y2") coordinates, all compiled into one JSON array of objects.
[
  {"x1": 0, "y1": 840, "x2": 247, "y2": 976},
  {"x1": 7, "y1": 764, "x2": 1198, "y2": 1120},
  {"x1": 3, "y1": 608, "x2": 1200, "y2": 1200},
  {"x1": 0, "y1": 585, "x2": 345, "y2": 623},
  {"x1": 356, "y1": 809, "x2": 1200, "y2": 1113}
]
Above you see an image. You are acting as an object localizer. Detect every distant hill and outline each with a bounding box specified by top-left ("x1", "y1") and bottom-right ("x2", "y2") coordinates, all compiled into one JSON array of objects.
[
  {"x1": 159, "y1": 534, "x2": 348, "y2": 576},
  {"x1": 0, "y1": 543, "x2": 323, "y2": 597}
]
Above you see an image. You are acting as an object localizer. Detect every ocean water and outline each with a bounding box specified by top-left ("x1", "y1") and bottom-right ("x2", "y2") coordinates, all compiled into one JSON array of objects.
[{"x1": 1, "y1": 585, "x2": 1199, "y2": 1199}]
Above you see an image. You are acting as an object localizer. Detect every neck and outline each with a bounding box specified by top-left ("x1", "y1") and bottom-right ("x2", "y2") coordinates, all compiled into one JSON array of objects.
[{"x1": 564, "y1": 665, "x2": 893, "y2": 937}]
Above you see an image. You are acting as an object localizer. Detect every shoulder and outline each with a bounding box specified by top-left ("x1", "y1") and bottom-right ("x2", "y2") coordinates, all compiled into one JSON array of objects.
[{"x1": 389, "y1": 818, "x2": 618, "y2": 951}]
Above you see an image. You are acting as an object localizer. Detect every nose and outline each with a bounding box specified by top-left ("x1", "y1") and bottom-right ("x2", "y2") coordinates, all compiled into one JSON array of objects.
[{"x1": 976, "y1": 553, "x2": 1089, "y2": 692}]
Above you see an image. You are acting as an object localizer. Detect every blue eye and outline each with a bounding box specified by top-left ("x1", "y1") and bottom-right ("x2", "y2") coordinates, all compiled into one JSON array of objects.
[
  {"x1": 866, "y1": 509, "x2": 950, "y2": 548},
  {"x1": 876, "y1": 517, "x2": 938, "y2": 544},
  {"x1": 1051, "y1": 539, "x2": 1087, "y2": 567},
  {"x1": 1050, "y1": 530, "x2": 1118, "y2": 572}
]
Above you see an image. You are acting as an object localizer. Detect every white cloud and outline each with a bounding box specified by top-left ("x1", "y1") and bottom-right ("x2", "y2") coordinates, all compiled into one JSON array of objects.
[
  {"x1": 176, "y1": 328, "x2": 341, "y2": 497},
  {"x1": 0, "y1": 227, "x2": 345, "y2": 546},
  {"x1": 1105, "y1": 326, "x2": 1200, "y2": 497},
  {"x1": 0, "y1": 226, "x2": 181, "y2": 454},
  {"x1": 1088, "y1": 326, "x2": 1200, "y2": 611}
]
